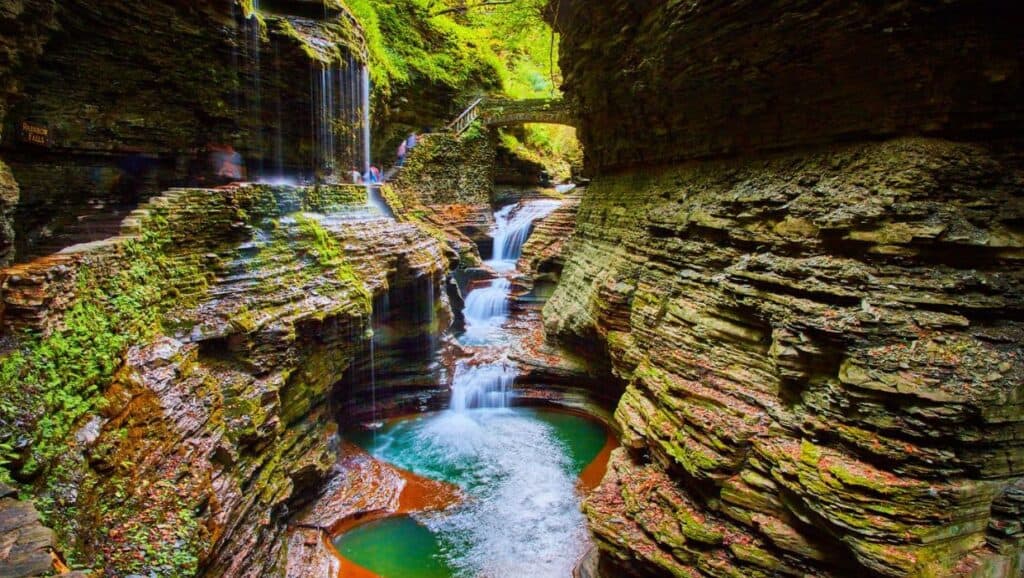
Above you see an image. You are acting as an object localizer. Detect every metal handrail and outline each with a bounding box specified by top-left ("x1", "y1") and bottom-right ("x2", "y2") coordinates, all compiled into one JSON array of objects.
[{"x1": 446, "y1": 97, "x2": 485, "y2": 135}]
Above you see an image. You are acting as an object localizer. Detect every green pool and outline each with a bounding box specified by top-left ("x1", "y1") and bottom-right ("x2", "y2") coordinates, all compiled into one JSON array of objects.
[{"x1": 335, "y1": 407, "x2": 610, "y2": 578}]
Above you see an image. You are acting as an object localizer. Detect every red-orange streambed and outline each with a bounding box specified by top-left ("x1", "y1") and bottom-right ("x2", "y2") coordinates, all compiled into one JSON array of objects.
[{"x1": 332, "y1": 407, "x2": 616, "y2": 578}]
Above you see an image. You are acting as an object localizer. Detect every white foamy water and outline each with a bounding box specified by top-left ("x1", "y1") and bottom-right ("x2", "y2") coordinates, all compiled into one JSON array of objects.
[
  {"x1": 486, "y1": 200, "x2": 561, "y2": 272},
  {"x1": 377, "y1": 411, "x2": 589, "y2": 578},
  {"x1": 461, "y1": 277, "x2": 512, "y2": 344},
  {"x1": 449, "y1": 361, "x2": 516, "y2": 411}
]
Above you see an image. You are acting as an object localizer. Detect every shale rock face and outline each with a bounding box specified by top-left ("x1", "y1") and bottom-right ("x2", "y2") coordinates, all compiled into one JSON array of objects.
[
  {"x1": 547, "y1": 1, "x2": 1024, "y2": 576},
  {"x1": 547, "y1": 139, "x2": 1024, "y2": 576},
  {"x1": 553, "y1": 0, "x2": 1023, "y2": 174},
  {"x1": 0, "y1": 160, "x2": 18, "y2": 266},
  {"x1": 0, "y1": 483, "x2": 55, "y2": 578},
  {"x1": 384, "y1": 131, "x2": 496, "y2": 266},
  {"x1": 0, "y1": 184, "x2": 451, "y2": 576}
]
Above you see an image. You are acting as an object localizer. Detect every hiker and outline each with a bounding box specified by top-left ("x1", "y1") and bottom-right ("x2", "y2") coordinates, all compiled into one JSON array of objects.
[
  {"x1": 370, "y1": 165, "x2": 382, "y2": 183},
  {"x1": 406, "y1": 131, "x2": 418, "y2": 150},
  {"x1": 350, "y1": 167, "x2": 363, "y2": 184},
  {"x1": 397, "y1": 140, "x2": 408, "y2": 167},
  {"x1": 209, "y1": 144, "x2": 244, "y2": 183}
]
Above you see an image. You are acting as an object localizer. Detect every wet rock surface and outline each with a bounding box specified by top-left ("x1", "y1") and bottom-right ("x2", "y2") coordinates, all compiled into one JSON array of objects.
[
  {"x1": 0, "y1": 483, "x2": 55, "y2": 578},
  {"x1": 545, "y1": 138, "x2": 1024, "y2": 577},
  {"x1": 547, "y1": 2, "x2": 1024, "y2": 575},
  {"x1": 0, "y1": 184, "x2": 451, "y2": 576},
  {"x1": 553, "y1": 0, "x2": 1024, "y2": 175},
  {"x1": 0, "y1": 161, "x2": 18, "y2": 267},
  {"x1": 0, "y1": 0, "x2": 366, "y2": 264}
]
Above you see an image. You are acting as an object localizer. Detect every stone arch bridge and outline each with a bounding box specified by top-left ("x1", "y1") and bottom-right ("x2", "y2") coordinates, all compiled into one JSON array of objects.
[{"x1": 447, "y1": 97, "x2": 575, "y2": 134}]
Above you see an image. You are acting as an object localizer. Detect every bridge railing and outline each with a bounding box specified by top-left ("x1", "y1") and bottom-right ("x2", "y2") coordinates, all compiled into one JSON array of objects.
[{"x1": 446, "y1": 97, "x2": 484, "y2": 135}]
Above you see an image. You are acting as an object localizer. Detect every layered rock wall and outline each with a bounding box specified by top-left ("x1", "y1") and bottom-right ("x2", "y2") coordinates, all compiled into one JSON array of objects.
[
  {"x1": 0, "y1": 184, "x2": 451, "y2": 576},
  {"x1": 553, "y1": 0, "x2": 1024, "y2": 174},
  {"x1": 0, "y1": 0, "x2": 366, "y2": 263},
  {"x1": 547, "y1": 139, "x2": 1024, "y2": 576},
  {"x1": 547, "y1": 1, "x2": 1024, "y2": 576},
  {"x1": 383, "y1": 131, "x2": 496, "y2": 266}
]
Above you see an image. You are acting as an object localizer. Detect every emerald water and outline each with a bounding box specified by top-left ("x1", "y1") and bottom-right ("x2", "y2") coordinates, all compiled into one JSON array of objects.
[{"x1": 335, "y1": 407, "x2": 609, "y2": 578}]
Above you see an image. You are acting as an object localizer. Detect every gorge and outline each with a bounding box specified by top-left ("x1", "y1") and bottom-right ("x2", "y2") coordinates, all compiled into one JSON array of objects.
[{"x1": 1, "y1": 1, "x2": 1022, "y2": 578}]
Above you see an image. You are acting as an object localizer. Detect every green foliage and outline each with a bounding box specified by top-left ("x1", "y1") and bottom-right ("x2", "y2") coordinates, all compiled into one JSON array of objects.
[
  {"x1": 0, "y1": 216, "x2": 207, "y2": 482},
  {"x1": 459, "y1": 0, "x2": 559, "y2": 99},
  {"x1": 460, "y1": 119, "x2": 486, "y2": 142},
  {"x1": 498, "y1": 125, "x2": 581, "y2": 182},
  {"x1": 343, "y1": 0, "x2": 505, "y2": 98}
]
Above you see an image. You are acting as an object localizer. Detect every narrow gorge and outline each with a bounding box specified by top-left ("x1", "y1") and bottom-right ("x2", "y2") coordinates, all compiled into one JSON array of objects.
[{"x1": 0, "y1": 1, "x2": 1021, "y2": 578}]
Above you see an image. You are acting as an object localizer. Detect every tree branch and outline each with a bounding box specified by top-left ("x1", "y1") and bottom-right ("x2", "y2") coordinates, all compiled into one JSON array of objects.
[{"x1": 431, "y1": 1, "x2": 516, "y2": 17}]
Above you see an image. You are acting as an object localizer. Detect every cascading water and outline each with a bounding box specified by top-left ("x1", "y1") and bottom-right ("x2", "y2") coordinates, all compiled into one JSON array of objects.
[
  {"x1": 460, "y1": 277, "x2": 511, "y2": 344},
  {"x1": 246, "y1": 1, "x2": 263, "y2": 176},
  {"x1": 310, "y1": 63, "x2": 338, "y2": 176},
  {"x1": 487, "y1": 199, "x2": 562, "y2": 272},
  {"x1": 337, "y1": 196, "x2": 610, "y2": 578},
  {"x1": 232, "y1": 2, "x2": 376, "y2": 185},
  {"x1": 449, "y1": 361, "x2": 516, "y2": 411},
  {"x1": 360, "y1": 65, "x2": 392, "y2": 215},
  {"x1": 361, "y1": 65, "x2": 372, "y2": 177}
]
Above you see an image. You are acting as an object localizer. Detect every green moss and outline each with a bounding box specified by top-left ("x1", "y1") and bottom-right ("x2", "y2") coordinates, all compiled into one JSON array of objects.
[
  {"x1": 0, "y1": 220, "x2": 211, "y2": 480},
  {"x1": 677, "y1": 509, "x2": 724, "y2": 545}
]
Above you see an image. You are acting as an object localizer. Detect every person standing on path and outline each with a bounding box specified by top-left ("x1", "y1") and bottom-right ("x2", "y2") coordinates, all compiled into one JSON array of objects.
[{"x1": 397, "y1": 139, "x2": 408, "y2": 167}]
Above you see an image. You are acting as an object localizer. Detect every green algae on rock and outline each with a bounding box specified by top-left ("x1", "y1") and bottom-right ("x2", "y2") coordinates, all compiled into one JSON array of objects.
[
  {"x1": 546, "y1": 138, "x2": 1024, "y2": 577},
  {"x1": 0, "y1": 183, "x2": 453, "y2": 576}
]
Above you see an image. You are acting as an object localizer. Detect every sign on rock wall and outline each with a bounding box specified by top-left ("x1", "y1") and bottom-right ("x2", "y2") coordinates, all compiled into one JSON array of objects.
[{"x1": 19, "y1": 121, "x2": 50, "y2": 147}]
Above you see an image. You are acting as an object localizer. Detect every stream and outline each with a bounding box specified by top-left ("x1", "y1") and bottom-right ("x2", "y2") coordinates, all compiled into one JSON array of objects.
[{"x1": 334, "y1": 199, "x2": 611, "y2": 577}]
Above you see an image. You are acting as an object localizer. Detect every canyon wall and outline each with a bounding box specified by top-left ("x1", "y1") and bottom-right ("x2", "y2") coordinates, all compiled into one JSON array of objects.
[
  {"x1": 383, "y1": 131, "x2": 496, "y2": 267},
  {"x1": 0, "y1": 0, "x2": 367, "y2": 264},
  {"x1": 546, "y1": 1, "x2": 1024, "y2": 576},
  {"x1": 553, "y1": 0, "x2": 1023, "y2": 175},
  {"x1": 0, "y1": 184, "x2": 451, "y2": 576}
]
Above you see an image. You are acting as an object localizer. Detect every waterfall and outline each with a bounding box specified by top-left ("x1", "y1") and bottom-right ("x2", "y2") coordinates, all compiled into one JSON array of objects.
[
  {"x1": 310, "y1": 64, "x2": 338, "y2": 176},
  {"x1": 273, "y1": 41, "x2": 284, "y2": 178},
  {"x1": 487, "y1": 200, "x2": 562, "y2": 271},
  {"x1": 247, "y1": 1, "x2": 263, "y2": 177},
  {"x1": 303, "y1": 58, "x2": 368, "y2": 182},
  {"x1": 450, "y1": 362, "x2": 516, "y2": 411},
  {"x1": 361, "y1": 65, "x2": 372, "y2": 176},
  {"x1": 461, "y1": 278, "x2": 511, "y2": 344},
  {"x1": 464, "y1": 278, "x2": 511, "y2": 325}
]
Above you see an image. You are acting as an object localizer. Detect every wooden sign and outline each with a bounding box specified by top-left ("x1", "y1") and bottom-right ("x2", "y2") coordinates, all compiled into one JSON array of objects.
[{"x1": 20, "y1": 121, "x2": 49, "y2": 147}]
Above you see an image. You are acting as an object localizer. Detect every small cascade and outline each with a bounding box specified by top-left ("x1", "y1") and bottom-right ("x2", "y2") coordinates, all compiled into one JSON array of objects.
[
  {"x1": 272, "y1": 41, "x2": 285, "y2": 178},
  {"x1": 310, "y1": 63, "x2": 336, "y2": 176},
  {"x1": 463, "y1": 278, "x2": 511, "y2": 324},
  {"x1": 450, "y1": 361, "x2": 516, "y2": 411},
  {"x1": 244, "y1": 1, "x2": 263, "y2": 176},
  {"x1": 368, "y1": 321, "x2": 379, "y2": 438},
  {"x1": 461, "y1": 277, "x2": 511, "y2": 344},
  {"x1": 450, "y1": 200, "x2": 563, "y2": 406},
  {"x1": 487, "y1": 199, "x2": 562, "y2": 271},
  {"x1": 361, "y1": 65, "x2": 372, "y2": 176}
]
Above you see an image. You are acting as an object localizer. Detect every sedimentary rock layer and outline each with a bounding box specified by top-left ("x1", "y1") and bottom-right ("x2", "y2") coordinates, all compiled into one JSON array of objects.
[
  {"x1": 546, "y1": 138, "x2": 1024, "y2": 576},
  {"x1": 0, "y1": 184, "x2": 451, "y2": 576},
  {"x1": 0, "y1": 0, "x2": 366, "y2": 263},
  {"x1": 383, "y1": 132, "x2": 497, "y2": 266},
  {"x1": 552, "y1": 0, "x2": 1024, "y2": 174}
]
